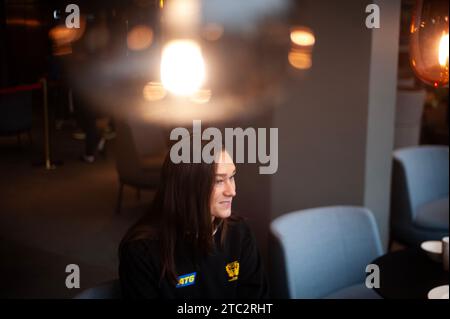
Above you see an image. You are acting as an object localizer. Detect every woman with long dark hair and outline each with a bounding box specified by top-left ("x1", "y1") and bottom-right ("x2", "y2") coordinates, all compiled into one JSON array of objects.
[{"x1": 119, "y1": 143, "x2": 269, "y2": 299}]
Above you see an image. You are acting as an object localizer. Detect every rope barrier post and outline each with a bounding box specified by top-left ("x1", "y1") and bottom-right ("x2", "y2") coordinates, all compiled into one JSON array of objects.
[{"x1": 41, "y1": 77, "x2": 55, "y2": 170}]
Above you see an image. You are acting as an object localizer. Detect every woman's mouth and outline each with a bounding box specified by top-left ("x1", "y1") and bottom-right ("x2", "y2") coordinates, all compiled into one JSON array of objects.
[{"x1": 219, "y1": 200, "x2": 232, "y2": 208}]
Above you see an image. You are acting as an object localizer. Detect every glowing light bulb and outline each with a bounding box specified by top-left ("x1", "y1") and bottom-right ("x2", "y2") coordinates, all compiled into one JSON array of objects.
[
  {"x1": 438, "y1": 33, "x2": 449, "y2": 67},
  {"x1": 290, "y1": 27, "x2": 315, "y2": 47},
  {"x1": 160, "y1": 40, "x2": 206, "y2": 96}
]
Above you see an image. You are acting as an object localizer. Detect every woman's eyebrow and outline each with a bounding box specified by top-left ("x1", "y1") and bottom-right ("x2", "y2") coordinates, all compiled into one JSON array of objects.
[{"x1": 216, "y1": 170, "x2": 236, "y2": 177}]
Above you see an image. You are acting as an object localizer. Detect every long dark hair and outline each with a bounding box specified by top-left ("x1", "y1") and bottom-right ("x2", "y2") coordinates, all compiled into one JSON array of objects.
[{"x1": 120, "y1": 139, "x2": 238, "y2": 284}]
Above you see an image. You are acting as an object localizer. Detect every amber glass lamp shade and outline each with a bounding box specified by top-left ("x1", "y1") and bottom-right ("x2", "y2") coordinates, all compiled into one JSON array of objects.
[{"x1": 410, "y1": 0, "x2": 449, "y2": 87}]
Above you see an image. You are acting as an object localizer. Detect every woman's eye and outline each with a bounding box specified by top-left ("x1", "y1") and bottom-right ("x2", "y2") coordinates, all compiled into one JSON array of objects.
[{"x1": 215, "y1": 179, "x2": 224, "y2": 184}]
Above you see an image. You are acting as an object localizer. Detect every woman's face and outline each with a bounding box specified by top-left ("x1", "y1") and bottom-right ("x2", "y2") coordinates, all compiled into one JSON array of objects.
[{"x1": 210, "y1": 150, "x2": 236, "y2": 220}]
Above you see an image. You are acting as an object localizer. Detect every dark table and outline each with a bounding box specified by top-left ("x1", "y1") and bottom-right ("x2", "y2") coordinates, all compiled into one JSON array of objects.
[{"x1": 372, "y1": 248, "x2": 448, "y2": 299}]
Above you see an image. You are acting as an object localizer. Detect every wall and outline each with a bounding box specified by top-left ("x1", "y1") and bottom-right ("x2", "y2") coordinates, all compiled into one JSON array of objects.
[
  {"x1": 272, "y1": 0, "x2": 400, "y2": 249},
  {"x1": 364, "y1": 0, "x2": 401, "y2": 249}
]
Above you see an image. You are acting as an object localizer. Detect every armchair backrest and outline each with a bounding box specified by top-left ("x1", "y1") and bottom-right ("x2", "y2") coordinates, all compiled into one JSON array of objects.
[
  {"x1": 392, "y1": 146, "x2": 449, "y2": 219},
  {"x1": 270, "y1": 206, "x2": 383, "y2": 299}
]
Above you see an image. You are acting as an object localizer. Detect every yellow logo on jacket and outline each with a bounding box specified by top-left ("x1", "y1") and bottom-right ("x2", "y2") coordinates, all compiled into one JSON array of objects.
[
  {"x1": 225, "y1": 261, "x2": 239, "y2": 282},
  {"x1": 176, "y1": 272, "x2": 196, "y2": 288}
]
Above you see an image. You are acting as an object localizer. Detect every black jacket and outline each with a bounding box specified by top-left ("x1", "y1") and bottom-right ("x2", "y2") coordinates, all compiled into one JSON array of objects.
[{"x1": 119, "y1": 219, "x2": 269, "y2": 299}]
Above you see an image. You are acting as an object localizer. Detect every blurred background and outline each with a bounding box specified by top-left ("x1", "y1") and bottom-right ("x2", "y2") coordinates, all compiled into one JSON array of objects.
[{"x1": 0, "y1": 0, "x2": 448, "y2": 298}]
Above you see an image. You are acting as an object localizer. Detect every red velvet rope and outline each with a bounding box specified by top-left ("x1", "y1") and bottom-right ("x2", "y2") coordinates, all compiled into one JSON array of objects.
[{"x1": 0, "y1": 83, "x2": 42, "y2": 95}]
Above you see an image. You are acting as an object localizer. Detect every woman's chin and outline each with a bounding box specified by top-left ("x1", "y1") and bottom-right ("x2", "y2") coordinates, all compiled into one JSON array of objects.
[{"x1": 215, "y1": 209, "x2": 232, "y2": 219}]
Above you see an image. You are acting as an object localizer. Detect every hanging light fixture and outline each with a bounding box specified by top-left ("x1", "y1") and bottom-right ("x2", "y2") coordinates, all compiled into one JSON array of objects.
[
  {"x1": 410, "y1": 0, "x2": 449, "y2": 87},
  {"x1": 160, "y1": 39, "x2": 206, "y2": 96},
  {"x1": 159, "y1": 0, "x2": 206, "y2": 97}
]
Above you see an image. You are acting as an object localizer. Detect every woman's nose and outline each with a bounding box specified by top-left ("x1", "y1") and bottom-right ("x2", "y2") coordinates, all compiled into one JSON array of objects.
[{"x1": 224, "y1": 180, "x2": 236, "y2": 197}]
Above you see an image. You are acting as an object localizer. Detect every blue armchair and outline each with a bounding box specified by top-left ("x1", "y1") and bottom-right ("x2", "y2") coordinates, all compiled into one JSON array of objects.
[
  {"x1": 269, "y1": 206, "x2": 383, "y2": 299},
  {"x1": 73, "y1": 279, "x2": 122, "y2": 299},
  {"x1": 390, "y1": 146, "x2": 449, "y2": 247}
]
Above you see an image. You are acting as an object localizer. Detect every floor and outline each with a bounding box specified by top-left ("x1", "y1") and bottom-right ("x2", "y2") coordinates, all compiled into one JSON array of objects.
[{"x1": 0, "y1": 113, "x2": 154, "y2": 298}]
